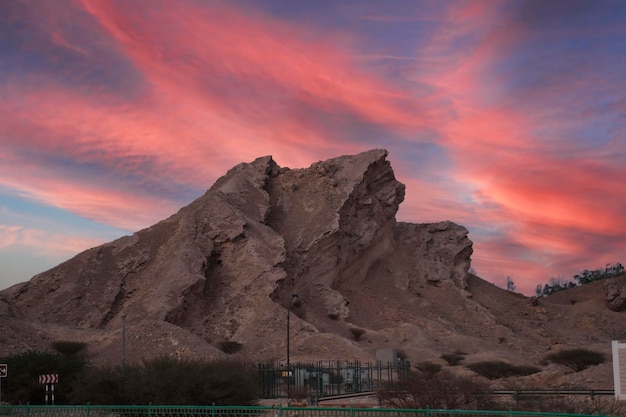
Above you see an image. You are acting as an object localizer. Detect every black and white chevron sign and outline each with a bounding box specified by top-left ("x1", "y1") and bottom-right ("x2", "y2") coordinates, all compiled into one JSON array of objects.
[{"x1": 39, "y1": 374, "x2": 59, "y2": 384}]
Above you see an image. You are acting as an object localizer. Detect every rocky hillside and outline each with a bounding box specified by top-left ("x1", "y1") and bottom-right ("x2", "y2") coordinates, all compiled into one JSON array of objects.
[{"x1": 0, "y1": 149, "x2": 623, "y2": 389}]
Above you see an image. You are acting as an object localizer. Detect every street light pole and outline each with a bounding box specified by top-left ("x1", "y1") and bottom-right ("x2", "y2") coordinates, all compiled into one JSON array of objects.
[
  {"x1": 121, "y1": 313, "x2": 126, "y2": 368},
  {"x1": 287, "y1": 293, "x2": 299, "y2": 403}
]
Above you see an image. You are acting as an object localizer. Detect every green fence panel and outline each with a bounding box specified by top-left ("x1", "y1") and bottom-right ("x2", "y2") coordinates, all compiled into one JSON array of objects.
[{"x1": 0, "y1": 405, "x2": 618, "y2": 417}]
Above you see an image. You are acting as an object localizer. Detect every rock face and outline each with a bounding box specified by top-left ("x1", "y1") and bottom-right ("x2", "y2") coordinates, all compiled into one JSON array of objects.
[
  {"x1": 605, "y1": 279, "x2": 626, "y2": 311},
  {"x1": 1, "y1": 149, "x2": 473, "y2": 364},
  {"x1": 4, "y1": 149, "x2": 626, "y2": 391}
]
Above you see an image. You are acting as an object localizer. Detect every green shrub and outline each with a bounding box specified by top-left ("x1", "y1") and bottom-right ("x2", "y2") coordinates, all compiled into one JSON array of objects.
[
  {"x1": 466, "y1": 361, "x2": 540, "y2": 379},
  {"x1": 544, "y1": 348, "x2": 604, "y2": 372}
]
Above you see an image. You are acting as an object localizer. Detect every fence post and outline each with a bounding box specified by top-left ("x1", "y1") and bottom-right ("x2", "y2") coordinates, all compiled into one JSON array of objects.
[
  {"x1": 148, "y1": 402, "x2": 152, "y2": 417},
  {"x1": 26, "y1": 402, "x2": 30, "y2": 417},
  {"x1": 86, "y1": 402, "x2": 91, "y2": 417}
]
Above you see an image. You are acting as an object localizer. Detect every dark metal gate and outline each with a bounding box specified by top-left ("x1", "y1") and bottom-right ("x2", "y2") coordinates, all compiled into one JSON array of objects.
[{"x1": 258, "y1": 360, "x2": 410, "y2": 400}]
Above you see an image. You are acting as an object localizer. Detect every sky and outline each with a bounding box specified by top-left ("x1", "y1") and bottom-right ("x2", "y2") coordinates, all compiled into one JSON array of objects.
[{"x1": 1, "y1": 0, "x2": 625, "y2": 296}]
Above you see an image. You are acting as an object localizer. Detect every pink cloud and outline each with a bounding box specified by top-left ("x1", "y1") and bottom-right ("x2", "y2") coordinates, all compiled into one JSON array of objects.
[
  {"x1": 0, "y1": 224, "x2": 101, "y2": 260},
  {"x1": 402, "y1": 1, "x2": 626, "y2": 292},
  {"x1": 1, "y1": 0, "x2": 441, "y2": 231},
  {"x1": 2, "y1": 0, "x2": 624, "y2": 294},
  {"x1": 78, "y1": 0, "x2": 431, "y2": 132},
  {"x1": 0, "y1": 163, "x2": 179, "y2": 231}
]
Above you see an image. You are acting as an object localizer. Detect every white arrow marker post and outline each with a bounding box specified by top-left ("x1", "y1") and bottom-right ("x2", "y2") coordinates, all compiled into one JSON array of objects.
[{"x1": 39, "y1": 374, "x2": 59, "y2": 405}]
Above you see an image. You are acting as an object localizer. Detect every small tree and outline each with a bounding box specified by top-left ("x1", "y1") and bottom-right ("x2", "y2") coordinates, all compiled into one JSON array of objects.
[{"x1": 506, "y1": 276, "x2": 516, "y2": 292}]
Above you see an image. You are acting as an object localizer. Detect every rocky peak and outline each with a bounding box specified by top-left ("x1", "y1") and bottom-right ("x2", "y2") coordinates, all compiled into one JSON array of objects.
[{"x1": 1, "y1": 149, "x2": 473, "y2": 365}]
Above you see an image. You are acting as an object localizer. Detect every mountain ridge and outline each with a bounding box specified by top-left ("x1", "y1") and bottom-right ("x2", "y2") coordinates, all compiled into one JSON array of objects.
[{"x1": 1, "y1": 149, "x2": 623, "y2": 390}]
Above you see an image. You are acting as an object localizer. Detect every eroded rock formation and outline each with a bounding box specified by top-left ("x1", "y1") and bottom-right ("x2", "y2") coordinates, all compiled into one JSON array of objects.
[
  {"x1": 2, "y1": 149, "x2": 473, "y2": 364},
  {"x1": 605, "y1": 279, "x2": 626, "y2": 312}
]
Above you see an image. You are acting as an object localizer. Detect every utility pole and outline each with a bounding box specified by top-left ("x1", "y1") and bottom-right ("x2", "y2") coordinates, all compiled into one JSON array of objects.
[
  {"x1": 286, "y1": 293, "x2": 299, "y2": 403},
  {"x1": 121, "y1": 313, "x2": 126, "y2": 368}
]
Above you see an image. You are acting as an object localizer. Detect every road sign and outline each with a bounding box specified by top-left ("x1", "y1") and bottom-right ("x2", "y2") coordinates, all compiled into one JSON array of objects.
[
  {"x1": 0, "y1": 364, "x2": 6, "y2": 377},
  {"x1": 39, "y1": 374, "x2": 59, "y2": 384}
]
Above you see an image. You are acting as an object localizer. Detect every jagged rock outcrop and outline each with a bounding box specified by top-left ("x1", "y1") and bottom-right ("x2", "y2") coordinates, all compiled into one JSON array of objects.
[
  {"x1": 605, "y1": 279, "x2": 626, "y2": 311},
  {"x1": 1, "y1": 149, "x2": 473, "y2": 365}
]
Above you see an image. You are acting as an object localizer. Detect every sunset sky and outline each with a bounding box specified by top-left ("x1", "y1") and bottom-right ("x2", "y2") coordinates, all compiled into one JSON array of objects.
[{"x1": 1, "y1": 0, "x2": 625, "y2": 295}]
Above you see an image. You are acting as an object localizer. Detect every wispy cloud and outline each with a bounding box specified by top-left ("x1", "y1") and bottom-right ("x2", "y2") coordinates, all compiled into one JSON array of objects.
[{"x1": 1, "y1": 0, "x2": 624, "y2": 294}]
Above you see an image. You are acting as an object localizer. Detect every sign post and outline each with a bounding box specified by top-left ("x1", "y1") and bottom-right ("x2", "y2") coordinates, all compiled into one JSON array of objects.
[
  {"x1": 39, "y1": 374, "x2": 59, "y2": 405},
  {"x1": 0, "y1": 364, "x2": 7, "y2": 404}
]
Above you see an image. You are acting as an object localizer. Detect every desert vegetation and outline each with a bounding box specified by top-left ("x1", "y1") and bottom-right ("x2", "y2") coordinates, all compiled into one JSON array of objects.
[
  {"x1": 465, "y1": 360, "x2": 540, "y2": 379},
  {"x1": 378, "y1": 369, "x2": 626, "y2": 415},
  {"x1": 378, "y1": 368, "x2": 494, "y2": 409},
  {"x1": 50, "y1": 341, "x2": 88, "y2": 357},
  {"x1": 544, "y1": 348, "x2": 605, "y2": 372},
  {"x1": 440, "y1": 351, "x2": 466, "y2": 366},
  {"x1": 537, "y1": 262, "x2": 624, "y2": 296},
  {"x1": 0, "y1": 350, "x2": 257, "y2": 405},
  {"x1": 219, "y1": 341, "x2": 243, "y2": 354},
  {"x1": 415, "y1": 361, "x2": 442, "y2": 376}
]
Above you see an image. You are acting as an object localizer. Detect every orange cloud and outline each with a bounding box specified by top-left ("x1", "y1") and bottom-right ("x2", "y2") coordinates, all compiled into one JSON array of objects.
[{"x1": 78, "y1": 0, "x2": 432, "y2": 133}]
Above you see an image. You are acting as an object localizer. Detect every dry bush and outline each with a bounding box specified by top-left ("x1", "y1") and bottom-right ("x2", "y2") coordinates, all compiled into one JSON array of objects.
[
  {"x1": 70, "y1": 357, "x2": 258, "y2": 405},
  {"x1": 513, "y1": 394, "x2": 626, "y2": 415},
  {"x1": 378, "y1": 369, "x2": 494, "y2": 410},
  {"x1": 50, "y1": 341, "x2": 87, "y2": 357},
  {"x1": 416, "y1": 361, "x2": 442, "y2": 376},
  {"x1": 441, "y1": 352, "x2": 465, "y2": 366},
  {"x1": 219, "y1": 341, "x2": 243, "y2": 354},
  {"x1": 544, "y1": 348, "x2": 604, "y2": 372},
  {"x1": 466, "y1": 360, "x2": 540, "y2": 379}
]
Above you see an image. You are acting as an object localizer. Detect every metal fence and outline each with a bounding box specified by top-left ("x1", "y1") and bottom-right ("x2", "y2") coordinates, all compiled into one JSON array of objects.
[
  {"x1": 258, "y1": 361, "x2": 411, "y2": 400},
  {"x1": 0, "y1": 404, "x2": 617, "y2": 417}
]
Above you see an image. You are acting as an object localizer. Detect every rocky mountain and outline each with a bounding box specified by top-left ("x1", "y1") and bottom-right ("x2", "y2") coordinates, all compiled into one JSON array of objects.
[{"x1": 0, "y1": 149, "x2": 623, "y2": 389}]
